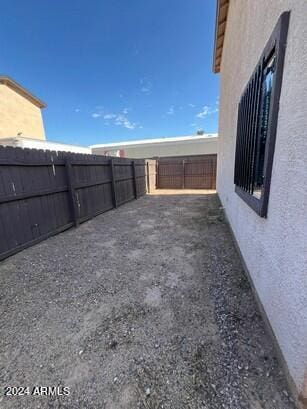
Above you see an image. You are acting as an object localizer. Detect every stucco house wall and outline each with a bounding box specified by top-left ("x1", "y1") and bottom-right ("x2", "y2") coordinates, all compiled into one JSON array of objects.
[
  {"x1": 0, "y1": 83, "x2": 45, "y2": 140},
  {"x1": 216, "y1": 0, "x2": 307, "y2": 397}
]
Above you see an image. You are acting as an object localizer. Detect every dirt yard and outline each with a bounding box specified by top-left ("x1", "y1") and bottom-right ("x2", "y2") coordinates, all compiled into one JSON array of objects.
[{"x1": 0, "y1": 193, "x2": 296, "y2": 409}]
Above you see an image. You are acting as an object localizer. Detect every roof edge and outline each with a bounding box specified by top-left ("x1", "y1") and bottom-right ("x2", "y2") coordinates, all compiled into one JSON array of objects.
[
  {"x1": 212, "y1": 0, "x2": 230, "y2": 73},
  {"x1": 0, "y1": 136, "x2": 90, "y2": 148},
  {"x1": 90, "y1": 134, "x2": 218, "y2": 149},
  {"x1": 0, "y1": 76, "x2": 47, "y2": 108}
]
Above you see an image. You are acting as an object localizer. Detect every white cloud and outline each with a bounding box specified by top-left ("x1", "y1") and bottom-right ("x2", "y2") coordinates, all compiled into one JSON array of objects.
[
  {"x1": 92, "y1": 108, "x2": 140, "y2": 130},
  {"x1": 133, "y1": 45, "x2": 139, "y2": 56},
  {"x1": 114, "y1": 114, "x2": 137, "y2": 129},
  {"x1": 166, "y1": 106, "x2": 174, "y2": 115},
  {"x1": 74, "y1": 108, "x2": 81, "y2": 113},
  {"x1": 103, "y1": 113, "x2": 116, "y2": 120},
  {"x1": 196, "y1": 104, "x2": 218, "y2": 119},
  {"x1": 188, "y1": 103, "x2": 195, "y2": 108},
  {"x1": 141, "y1": 86, "x2": 151, "y2": 93},
  {"x1": 124, "y1": 121, "x2": 135, "y2": 129},
  {"x1": 140, "y1": 78, "x2": 152, "y2": 94},
  {"x1": 196, "y1": 106, "x2": 210, "y2": 118}
]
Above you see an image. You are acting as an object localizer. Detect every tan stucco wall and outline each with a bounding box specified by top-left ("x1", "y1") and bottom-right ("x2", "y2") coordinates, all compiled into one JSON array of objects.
[
  {"x1": 0, "y1": 84, "x2": 45, "y2": 140},
  {"x1": 217, "y1": 0, "x2": 307, "y2": 396}
]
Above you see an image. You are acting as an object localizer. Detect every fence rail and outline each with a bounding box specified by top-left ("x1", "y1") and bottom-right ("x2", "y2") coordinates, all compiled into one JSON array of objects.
[{"x1": 0, "y1": 146, "x2": 149, "y2": 261}]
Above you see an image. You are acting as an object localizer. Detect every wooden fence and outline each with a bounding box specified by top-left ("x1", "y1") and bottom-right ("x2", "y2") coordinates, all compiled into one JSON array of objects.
[
  {"x1": 157, "y1": 154, "x2": 217, "y2": 189},
  {"x1": 0, "y1": 146, "x2": 149, "y2": 261}
]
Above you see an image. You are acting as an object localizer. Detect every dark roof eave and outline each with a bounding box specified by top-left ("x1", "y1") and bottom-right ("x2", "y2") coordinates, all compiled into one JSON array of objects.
[{"x1": 212, "y1": 0, "x2": 230, "y2": 73}]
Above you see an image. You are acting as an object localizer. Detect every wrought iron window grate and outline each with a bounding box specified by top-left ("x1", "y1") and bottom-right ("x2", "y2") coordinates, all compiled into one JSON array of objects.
[{"x1": 234, "y1": 12, "x2": 290, "y2": 217}]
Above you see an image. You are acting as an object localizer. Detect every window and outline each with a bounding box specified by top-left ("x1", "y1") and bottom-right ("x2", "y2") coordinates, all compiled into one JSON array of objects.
[{"x1": 234, "y1": 12, "x2": 290, "y2": 217}]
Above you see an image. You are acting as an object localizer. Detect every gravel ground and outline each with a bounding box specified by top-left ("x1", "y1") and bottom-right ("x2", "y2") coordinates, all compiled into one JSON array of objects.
[{"x1": 0, "y1": 193, "x2": 296, "y2": 409}]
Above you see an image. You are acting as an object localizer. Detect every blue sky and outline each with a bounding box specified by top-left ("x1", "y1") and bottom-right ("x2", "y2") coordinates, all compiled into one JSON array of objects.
[{"x1": 0, "y1": 0, "x2": 219, "y2": 145}]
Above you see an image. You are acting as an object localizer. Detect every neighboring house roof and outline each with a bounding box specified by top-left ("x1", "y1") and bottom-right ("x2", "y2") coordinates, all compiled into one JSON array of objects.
[
  {"x1": 0, "y1": 76, "x2": 46, "y2": 108},
  {"x1": 90, "y1": 134, "x2": 218, "y2": 149},
  {"x1": 212, "y1": 0, "x2": 230, "y2": 73}
]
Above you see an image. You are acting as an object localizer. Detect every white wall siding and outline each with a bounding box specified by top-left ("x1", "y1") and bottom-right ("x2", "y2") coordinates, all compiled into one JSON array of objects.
[{"x1": 217, "y1": 0, "x2": 307, "y2": 393}]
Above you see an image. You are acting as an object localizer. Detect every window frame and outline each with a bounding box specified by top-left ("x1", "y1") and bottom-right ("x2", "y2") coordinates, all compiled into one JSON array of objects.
[{"x1": 234, "y1": 11, "x2": 290, "y2": 217}]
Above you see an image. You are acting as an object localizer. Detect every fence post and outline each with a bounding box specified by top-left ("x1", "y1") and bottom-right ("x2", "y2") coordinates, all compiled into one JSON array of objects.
[
  {"x1": 182, "y1": 159, "x2": 185, "y2": 189},
  {"x1": 65, "y1": 157, "x2": 79, "y2": 227},
  {"x1": 110, "y1": 158, "x2": 117, "y2": 208},
  {"x1": 132, "y1": 161, "x2": 138, "y2": 199},
  {"x1": 146, "y1": 161, "x2": 150, "y2": 193}
]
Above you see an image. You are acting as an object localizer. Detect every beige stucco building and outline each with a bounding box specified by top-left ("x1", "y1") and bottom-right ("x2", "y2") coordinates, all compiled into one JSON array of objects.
[
  {"x1": 91, "y1": 134, "x2": 218, "y2": 158},
  {"x1": 0, "y1": 76, "x2": 46, "y2": 140},
  {"x1": 213, "y1": 0, "x2": 307, "y2": 406}
]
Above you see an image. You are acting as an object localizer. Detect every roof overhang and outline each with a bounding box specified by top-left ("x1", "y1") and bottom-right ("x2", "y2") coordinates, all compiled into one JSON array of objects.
[
  {"x1": 0, "y1": 76, "x2": 46, "y2": 108},
  {"x1": 212, "y1": 0, "x2": 230, "y2": 73}
]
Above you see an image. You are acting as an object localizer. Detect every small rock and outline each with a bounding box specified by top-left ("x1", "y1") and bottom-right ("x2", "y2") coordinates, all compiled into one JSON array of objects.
[
  {"x1": 114, "y1": 377, "x2": 118, "y2": 383},
  {"x1": 145, "y1": 387, "x2": 150, "y2": 396},
  {"x1": 79, "y1": 350, "x2": 83, "y2": 355},
  {"x1": 109, "y1": 340, "x2": 118, "y2": 349}
]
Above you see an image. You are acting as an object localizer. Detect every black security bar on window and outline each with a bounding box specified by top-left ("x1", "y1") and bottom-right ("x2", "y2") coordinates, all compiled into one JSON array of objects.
[{"x1": 234, "y1": 12, "x2": 290, "y2": 217}]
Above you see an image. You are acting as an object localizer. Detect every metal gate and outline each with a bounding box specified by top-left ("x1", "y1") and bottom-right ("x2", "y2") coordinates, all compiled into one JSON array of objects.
[{"x1": 157, "y1": 154, "x2": 217, "y2": 189}]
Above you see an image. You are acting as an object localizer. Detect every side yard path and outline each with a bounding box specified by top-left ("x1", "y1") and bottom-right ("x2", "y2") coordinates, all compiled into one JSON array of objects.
[{"x1": 0, "y1": 193, "x2": 296, "y2": 409}]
